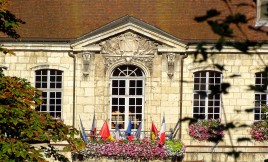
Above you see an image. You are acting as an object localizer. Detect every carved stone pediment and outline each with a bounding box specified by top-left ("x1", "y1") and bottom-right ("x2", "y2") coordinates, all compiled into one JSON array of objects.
[{"x1": 100, "y1": 32, "x2": 158, "y2": 56}]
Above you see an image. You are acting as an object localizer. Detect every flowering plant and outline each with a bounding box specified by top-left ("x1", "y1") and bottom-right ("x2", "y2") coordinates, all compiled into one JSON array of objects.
[
  {"x1": 74, "y1": 138, "x2": 185, "y2": 161},
  {"x1": 250, "y1": 120, "x2": 268, "y2": 142},
  {"x1": 188, "y1": 119, "x2": 224, "y2": 142}
]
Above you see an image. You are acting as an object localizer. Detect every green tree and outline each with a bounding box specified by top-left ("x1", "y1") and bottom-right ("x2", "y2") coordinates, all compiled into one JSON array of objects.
[{"x1": 0, "y1": 69, "x2": 85, "y2": 161}]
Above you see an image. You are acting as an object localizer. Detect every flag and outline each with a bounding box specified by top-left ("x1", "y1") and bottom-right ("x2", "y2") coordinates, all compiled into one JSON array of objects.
[
  {"x1": 158, "y1": 116, "x2": 166, "y2": 145},
  {"x1": 125, "y1": 119, "x2": 132, "y2": 138},
  {"x1": 135, "y1": 122, "x2": 142, "y2": 139},
  {"x1": 114, "y1": 123, "x2": 122, "y2": 140},
  {"x1": 79, "y1": 116, "x2": 87, "y2": 143},
  {"x1": 169, "y1": 120, "x2": 180, "y2": 140},
  {"x1": 151, "y1": 121, "x2": 158, "y2": 140},
  {"x1": 90, "y1": 113, "x2": 97, "y2": 140},
  {"x1": 99, "y1": 120, "x2": 111, "y2": 140}
]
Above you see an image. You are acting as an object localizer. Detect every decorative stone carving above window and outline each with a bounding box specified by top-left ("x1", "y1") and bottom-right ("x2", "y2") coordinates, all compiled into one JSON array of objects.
[
  {"x1": 104, "y1": 56, "x2": 153, "y2": 74},
  {"x1": 100, "y1": 32, "x2": 158, "y2": 56}
]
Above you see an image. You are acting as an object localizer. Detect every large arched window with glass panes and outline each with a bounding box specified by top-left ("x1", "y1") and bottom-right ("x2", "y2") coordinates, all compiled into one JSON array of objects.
[{"x1": 110, "y1": 65, "x2": 144, "y2": 131}]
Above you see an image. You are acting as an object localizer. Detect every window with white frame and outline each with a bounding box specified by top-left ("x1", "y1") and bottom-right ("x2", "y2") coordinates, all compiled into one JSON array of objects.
[
  {"x1": 256, "y1": 0, "x2": 268, "y2": 26},
  {"x1": 193, "y1": 71, "x2": 222, "y2": 119},
  {"x1": 35, "y1": 69, "x2": 63, "y2": 118},
  {"x1": 254, "y1": 72, "x2": 268, "y2": 120},
  {"x1": 110, "y1": 65, "x2": 144, "y2": 130}
]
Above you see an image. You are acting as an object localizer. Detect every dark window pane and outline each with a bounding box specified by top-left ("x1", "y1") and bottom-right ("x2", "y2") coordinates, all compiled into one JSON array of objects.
[
  {"x1": 56, "y1": 106, "x2": 61, "y2": 111},
  {"x1": 136, "y1": 88, "x2": 142, "y2": 95},
  {"x1": 208, "y1": 107, "x2": 213, "y2": 113},
  {"x1": 137, "y1": 80, "x2": 143, "y2": 87},
  {"x1": 208, "y1": 114, "x2": 213, "y2": 119},
  {"x1": 50, "y1": 106, "x2": 55, "y2": 111},
  {"x1": 42, "y1": 83, "x2": 47, "y2": 88},
  {"x1": 119, "y1": 106, "x2": 124, "y2": 113},
  {"x1": 255, "y1": 114, "x2": 260, "y2": 120},
  {"x1": 129, "y1": 106, "x2": 135, "y2": 113},
  {"x1": 193, "y1": 107, "x2": 199, "y2": 113},
  {"x1": 56, "y1": 112, "x2": 61, "y2": 118},
  {"x1": 129, "y1": 98, "x2": 135, "y2": 105},
  {"x1": 112, "y1": 80, "x2": 118, "y2": 87},
  {"x1": 51, "y1": 83, "x2": 55, "y2": 88},
  {"x1": 50, "y1": 70, "x2": 55, "y2": 75},
  {"x1": 50, "y1": 99, "x2": 55, "y2": 104},
  {"x1": 41, "y1": 105, "x2": 47, "y2": 111},
  {"x1": 129, "y1": 88, "x2": 135, "y2": 95},
  {"x1": 214, "y1": 108, "x2": 220, "y2": 113},
  {"x1": 57, "y1": 76, "x2": 62, "y2": 82},
  {"x1": 56, "y1": 83, "x2": 62, "y2": 88},
  {"x1": 56, "y1": 99, "x2": 61, "y2": 104},
  {"x1": 200, "y1": 107, "x2": 205, "y2": 113},
  {"x1": 119, "y1": 98, "x2": 125, "y2": 105},
  {"x1": 119, "y1": 80, "x2": 125, "y2": 87},
  {"x1": 136, "y1": 98, "x2": 142, "y2": 105},
  {"x1": 136, "y1": 106, "x2": 142, "y2": 113},
  {"x1": 112, "y1": 98, "x2": 118, "y2": 105},
  {"x1": 130, "y1": 80, "x2": 135, "y2": 87},
  {"x1": 36, "y1": 76, "x2": 41, "y2": 82},
  {"x1": 194, "y1": 84, "x2": 199, "y2": 90},
  {"x1": 112, "y1": 88, "x2": 118, "y2": 95},
  {"x1": 119, "y1": 88, "x2": 125, "y2": 95},
  {"x1": 50, "y1": 92, "x2": 55, "y2": 98},
  {"x1": 112, "y1": 106, "x2": 118, "y2": 113},
  {"x1": 36, "y1": 70, "x2": 41, "y2": 75},
  {"x1": 42, "y1": 70, "x2": 47, "y2": 75},
  {"x1": 214, "y1": 114, "x2": 219, "y2": 119},
  {"x1": 56, "y1": 92, "x2": 61, "y2": 98},
  {"x1": 51, "y1": 76, "x2": 55, "y2": 81},
  {"x1": 50, "y1": 112, "x2": 55, "y2": 117},
  {"x1": 36, "y1": 83, "x2": 41, "y2": 88}
]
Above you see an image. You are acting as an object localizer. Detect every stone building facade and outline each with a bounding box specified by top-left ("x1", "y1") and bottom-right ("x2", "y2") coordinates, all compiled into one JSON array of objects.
[{"x1": 1, "y1": 0, "x2": 268, "y2": 161}]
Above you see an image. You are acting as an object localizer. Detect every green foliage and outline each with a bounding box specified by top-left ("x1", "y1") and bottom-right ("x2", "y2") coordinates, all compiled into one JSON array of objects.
[{"x1": 0, "y1": 73, "x2": 85, "y2": 161}]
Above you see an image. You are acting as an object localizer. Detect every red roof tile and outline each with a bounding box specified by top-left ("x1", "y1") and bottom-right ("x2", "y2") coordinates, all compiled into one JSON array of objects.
[{"x1": 3, "y1": 0, "x2": 268, "y2": 42}]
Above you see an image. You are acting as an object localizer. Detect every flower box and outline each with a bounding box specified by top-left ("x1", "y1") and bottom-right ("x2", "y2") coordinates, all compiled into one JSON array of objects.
[
  {"x1": 188, "y1": 119, "x2": 224, "y2": 142},
  {"x1": 250, "y1": 120, "x2": 268, "y2": 142},
  {"x1": 73, "y1": 138, "x2": 185, "y2": 161}
]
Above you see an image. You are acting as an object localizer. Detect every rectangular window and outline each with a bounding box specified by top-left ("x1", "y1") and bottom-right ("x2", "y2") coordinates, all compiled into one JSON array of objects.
[
  {"x1": 35, "y1": 69, "x2": 63, "y2": 118},
  {"x1": 254, "y1": 72, "x2": 268, "y2": 120},
  {"x1": 256, "y1": 0, "x2": 268, "y2": 26},
  {"x1": 193, "y1": 71, "x2": 222, "y2": 119}
]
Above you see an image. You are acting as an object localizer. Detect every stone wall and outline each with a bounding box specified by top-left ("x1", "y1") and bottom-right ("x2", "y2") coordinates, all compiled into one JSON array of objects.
[{"x1": 1, "y1": 52, "x2": 268, "y2": 162}]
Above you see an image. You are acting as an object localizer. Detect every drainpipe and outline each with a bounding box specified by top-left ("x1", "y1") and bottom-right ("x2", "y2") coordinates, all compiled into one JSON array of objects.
[
  {"x1": 179, "y1": 51, "x2": 188, "y2": 140},
  {"x1": 68, "y1": 52, "x2": 76, "y2": 128}
]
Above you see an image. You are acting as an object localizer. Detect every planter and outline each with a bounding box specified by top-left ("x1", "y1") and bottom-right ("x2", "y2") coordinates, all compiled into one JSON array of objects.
[
  {"x1": 73, "y1": 138, "x2": 185, "y2": 161},
  {"x1": 250, "y1": 120, "x2": 268, "y2": 142},
  {"x1": 188, "y1": 119, "x2": 224, "y2": 142}
]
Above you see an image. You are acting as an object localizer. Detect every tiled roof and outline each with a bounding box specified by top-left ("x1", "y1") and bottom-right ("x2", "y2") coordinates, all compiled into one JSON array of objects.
[{"x1": 3, "y1": 0, "x2": 268, "y2": 42}]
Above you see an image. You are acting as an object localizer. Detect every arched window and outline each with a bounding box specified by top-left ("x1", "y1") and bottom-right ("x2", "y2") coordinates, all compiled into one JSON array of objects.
[
  {"x1": 254, "y1": 72, "x2": 268, "y2": 120},
  {"x1": 35, "y1": 69, "x2": 63, "y2": 118},
  {"x1": 193, "y1": 70, "x2": 222, "y2": 119},
  {"x1": 110, "y1": 65, "x2": 145, "y2": 131}
]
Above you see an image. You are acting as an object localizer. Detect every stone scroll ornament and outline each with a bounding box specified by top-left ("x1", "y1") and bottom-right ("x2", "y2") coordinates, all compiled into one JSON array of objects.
[{"x1": 100, "y1": 32, "x2": 158, "y2": 56}]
